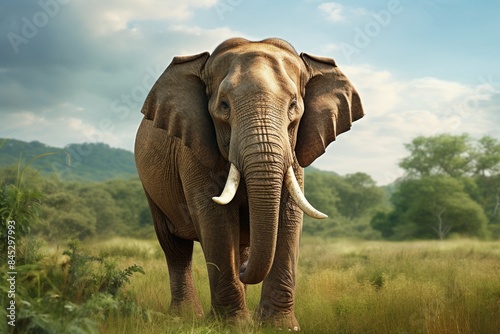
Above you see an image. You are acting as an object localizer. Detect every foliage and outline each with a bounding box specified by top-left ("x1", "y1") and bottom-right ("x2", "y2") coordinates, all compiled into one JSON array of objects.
[
  {"x1": 335, "y1": 173, "x2": 385, "y2": 221},
  {"x1": 400, "y1": 133, "x2": 500, "y2": 179},
  {"x1": 473, "y1": 136, "x2": 500, "y2": 176},
  {"x1": 0, "y1": 165, "x2": 155, "y2": 241},
  {"x1": 36, "y1": 178, "x2": 155, "y2": 240},
  {"x1": 373, "y1": 134, "x2": 500, "y2": 240},
  {"x1": 0, "y1": 184, "x2": 44, "y2": 254},
  {"x1": 377, "y1": 176, "x2": 489, "y2": 240},
  {"x1": 399, "y1": 134, "x2": 473, "y2": 178},
  {"x1": 304, "y1": 168, "x2": 384, "y2": 239},
  {"x1": 0, "y1": 240, "x2": 145, "y2": 334},
  {"x1": 61, "y1": 240, "x2": 145, "y2": 299},
  {"x1": 475, "y1": 174, "x2": 500, "y2": 226},
  {"x1": 0, "y1": 151, "x2": 145, "y2": 333},
  {"x1": 0, "y1": 152, "x2": 55, "y2": 256}
]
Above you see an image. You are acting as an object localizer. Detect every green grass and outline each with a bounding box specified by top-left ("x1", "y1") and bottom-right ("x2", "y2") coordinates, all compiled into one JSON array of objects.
[{"x1": 88, "y1": 237, "x2": 500, "y2": 333}]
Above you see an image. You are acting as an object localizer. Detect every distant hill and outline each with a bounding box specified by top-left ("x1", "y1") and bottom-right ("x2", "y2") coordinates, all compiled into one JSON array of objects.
[
  {"x1": 0, "y1": 138, "x2": 137, "y2": 182},
  {"x1": 304, "y1": 166, "x2": 339, "y2": 176}
]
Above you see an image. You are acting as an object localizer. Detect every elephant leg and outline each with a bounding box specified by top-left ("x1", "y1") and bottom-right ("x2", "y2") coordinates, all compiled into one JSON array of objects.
[
  {"x1": 257, "y1": 187, "x2": 303, "y2": 331},
  {"x1": 145, "y1": 192, "x2": 203, "y2": 317},
  {"x1": 180, "y1": 163, "x2": 249, "y2": 321},
  {"x1": 204, "y1": 233, "x2": 249, "y2": 321},
  {"x1": 190, "y1": 203, "x2": 249, "y2": 321}
]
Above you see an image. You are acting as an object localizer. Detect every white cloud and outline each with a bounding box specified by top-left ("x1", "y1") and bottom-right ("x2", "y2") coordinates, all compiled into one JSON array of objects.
[
  {"x1": 169, "y1": 24, "x2": 241, "y2": 37},
  {"x1": 67, "y1": 117, "x2": 97, "y2": 136},
  {"x1": 318, "y1": 2, "x2": 368, "y2": 23},
  {"x1": 73, "y1": 0, "x2": 218, "y2": 34},
  {"x1": 318, "y1": 2, "x2": 345, "y2": 22}
]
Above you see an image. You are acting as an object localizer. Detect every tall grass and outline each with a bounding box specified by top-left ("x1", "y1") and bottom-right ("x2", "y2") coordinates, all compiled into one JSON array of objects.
[
  {"x1": 94, "y1": 238, "x2": 500, "y2": 333},
  {"x1": 297, "y1": 238, "x2": 500, "y2": 333}
]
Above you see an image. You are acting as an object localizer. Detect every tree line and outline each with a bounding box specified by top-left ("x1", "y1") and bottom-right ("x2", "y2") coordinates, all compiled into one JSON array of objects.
[
  {"x1": 303, "y1": 169, "x2": 386, "y2": 239},
  {"x1": 370, "y1": 134, "x2": 500, "y2": 240},
  {"x1": 1, "y1": 166, "x2": 154, "y2": 242}
]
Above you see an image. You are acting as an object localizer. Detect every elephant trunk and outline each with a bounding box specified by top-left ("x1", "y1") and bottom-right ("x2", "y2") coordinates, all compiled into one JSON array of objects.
[
  {"x1": 210, "y1": 97, "x2": 326, "y2": 284},
  {"x1": 239, "y1": 158, "x2": 284, "y2": 285}
]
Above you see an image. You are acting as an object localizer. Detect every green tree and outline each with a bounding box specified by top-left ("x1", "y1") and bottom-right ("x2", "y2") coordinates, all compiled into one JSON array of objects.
[
  {"x1": 104, "y1": 179, "x2": 153, "y2": 236},
  {"x1": 377, "y1": 134, "x2": 500, "y2": 240},
  {"x1": 335, "y1": 173, "x2": 385, "y2": 221},
  {"x1": 39, "y1": 192, "x2": 97, "y2": 240},
  {"x1": 77, "y1": 185, "x2": 124, "y2": 236},
  {"x1": 399, "y1": 134, "x2": 473, "y2": 178},
  {"x1": 387, "y1": 176, "x2": 488, "y2": 239},
  {"x1": 472, "y1": 136, "x2": 500, "y2": 236},
  {"x1": 472, "y1": 136, "x2": 500, "y2": 176},
  {"x1": 370, "y1": 209, "x2": 397, "y2": 239},
  {"x1": 303, "y1": 169, "x2": 341, "y2": 236},
  {"x1": 304, "y1": 169, "x2": 383, "y2": 239},
  {"x1": 475, "y1": 174, "x2": 500, "y2": 237}
]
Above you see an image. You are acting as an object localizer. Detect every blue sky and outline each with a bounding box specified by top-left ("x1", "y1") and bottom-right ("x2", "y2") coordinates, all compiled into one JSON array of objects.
[{"x1": 1, "y1": 0, "x2": 499, "y2": 184}]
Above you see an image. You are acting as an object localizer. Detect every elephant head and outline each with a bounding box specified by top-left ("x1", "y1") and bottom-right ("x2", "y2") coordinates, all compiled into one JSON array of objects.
[{"x1": 141, "y1": 38, "x2": 363, "y2": 284}]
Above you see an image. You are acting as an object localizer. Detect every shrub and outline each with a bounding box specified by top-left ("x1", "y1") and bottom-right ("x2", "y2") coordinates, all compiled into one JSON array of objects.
[{"x1": 1, "y1": 240, "x2": 145, "y2": 333}]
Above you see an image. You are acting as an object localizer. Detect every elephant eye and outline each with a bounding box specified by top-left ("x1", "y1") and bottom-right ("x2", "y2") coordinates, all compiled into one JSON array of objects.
[
  {"x1": 220, "y1": 100, "x2": 230, "y2": 111},
  {"x1": 288, "y1": 98, "x2": 297, "y2": 111},
  {"x1": 288, "y1": 96, "x2": 301, "y2": 122},
  {"x1": 214, "y1": 98, "x2": 230, "y2": 121}
]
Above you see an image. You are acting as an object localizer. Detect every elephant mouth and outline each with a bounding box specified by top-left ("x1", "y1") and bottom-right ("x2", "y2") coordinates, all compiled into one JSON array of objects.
[{"x1": 213, "y1": 163, "x2": 327, "y2": 219}]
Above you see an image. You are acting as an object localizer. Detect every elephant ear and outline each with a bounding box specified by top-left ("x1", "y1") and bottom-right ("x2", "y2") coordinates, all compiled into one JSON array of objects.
[
  {"x1": 141, "y1": 52, "x2": 220, "y2": 168},
  {"x1": 295, "y1": 53, "x2": 364, "y2": 167}
]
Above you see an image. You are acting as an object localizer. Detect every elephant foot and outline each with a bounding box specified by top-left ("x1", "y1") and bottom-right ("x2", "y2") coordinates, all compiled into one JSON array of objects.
[
  {"x1": 169, "y1": 299, "x2": 204, "y2": 318},
  {"x1": 209, "y1": 306, "x2": 250, "y2": 323},
  {"x1": 205, "y1": 309, "x2": 254, "y2": 333},
  {"x1": 257, "y1": 309, "x2": 300, "y2": 332}
]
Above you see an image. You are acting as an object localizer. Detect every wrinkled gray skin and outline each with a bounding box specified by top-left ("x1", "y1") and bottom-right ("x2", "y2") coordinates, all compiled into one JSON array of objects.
[{"x1": 135, "y1": 37, "x2": 363, "y2": 330}]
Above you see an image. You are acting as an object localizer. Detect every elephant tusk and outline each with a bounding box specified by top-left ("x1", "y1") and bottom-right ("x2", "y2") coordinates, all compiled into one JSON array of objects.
[
  {"x1": 212, "y1": 163, "x2": 241, "y2": 205},
  {"x1": 285, "y1": 166, "x2": 328, "y2": 219}
]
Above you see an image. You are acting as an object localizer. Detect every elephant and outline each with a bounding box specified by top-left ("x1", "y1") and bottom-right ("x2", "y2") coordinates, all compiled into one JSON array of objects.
[{"x1": 134, "y1": 37, "x2": 363, "y2": 330}]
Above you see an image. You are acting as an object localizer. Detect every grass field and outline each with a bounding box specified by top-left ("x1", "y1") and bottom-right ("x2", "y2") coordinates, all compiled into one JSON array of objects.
[{"x1": 89, "y1": 237, "x2": 500, "y2": 333}]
